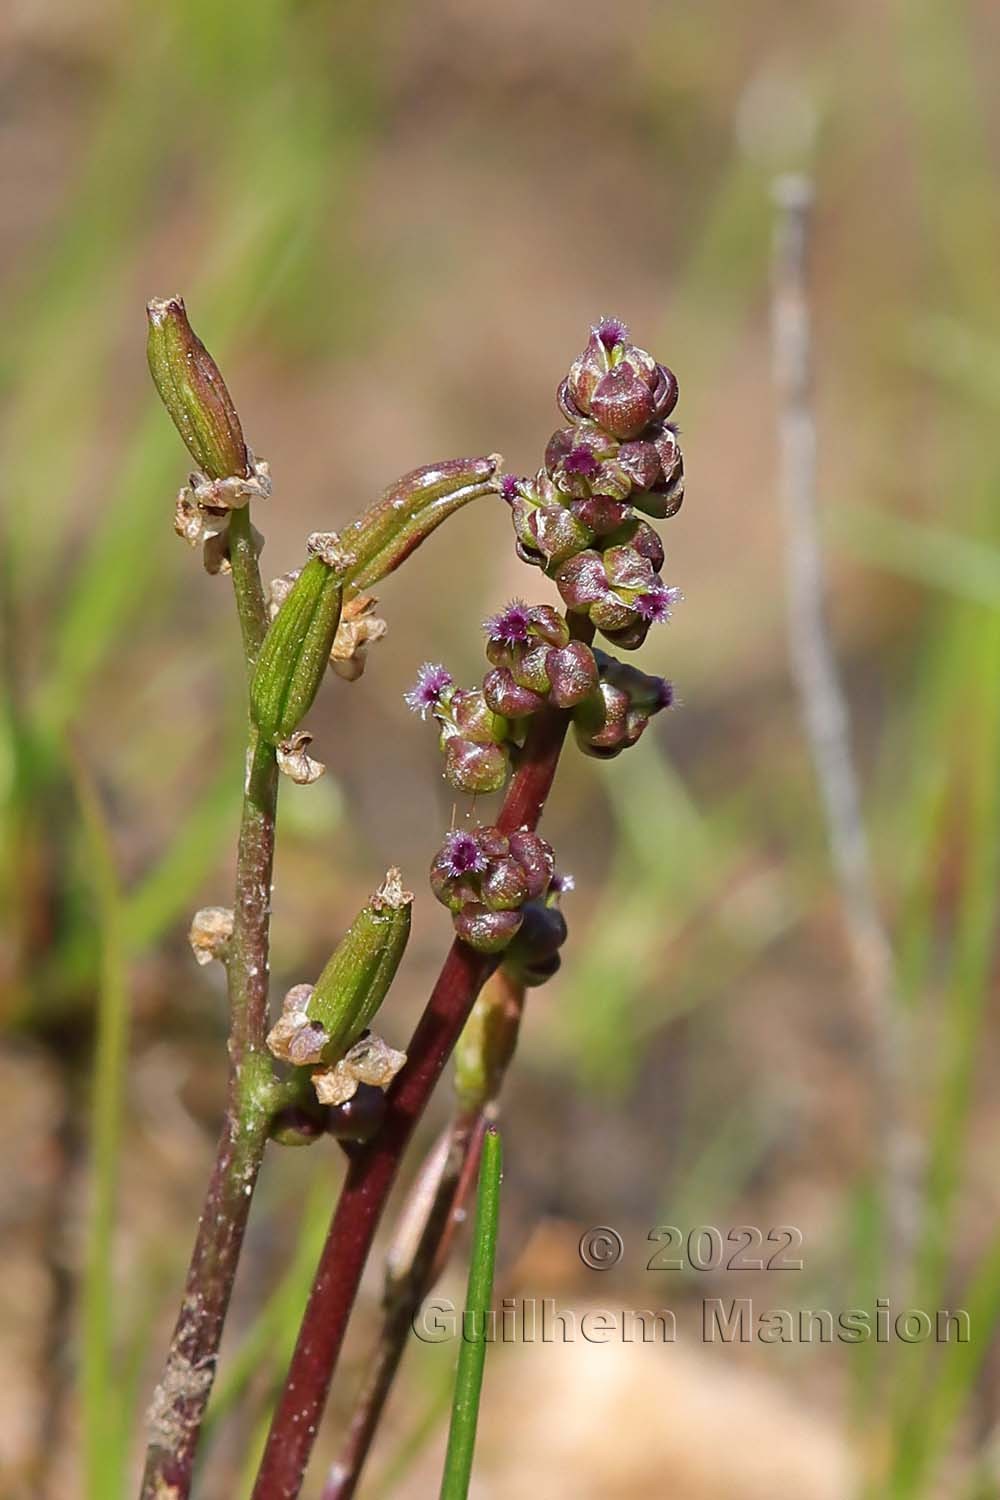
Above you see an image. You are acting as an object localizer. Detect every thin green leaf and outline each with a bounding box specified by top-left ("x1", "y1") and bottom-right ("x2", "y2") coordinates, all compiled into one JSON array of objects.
[
  {"x1": 835, "y1": 505, "x2": 1000, "y2": 610},
  {"x1": 438, "y1": 1127, "x2": 502, "y2": 1500},
  {"x1": 69, "y1": 746, "x2": 130, "y2": 1500}
]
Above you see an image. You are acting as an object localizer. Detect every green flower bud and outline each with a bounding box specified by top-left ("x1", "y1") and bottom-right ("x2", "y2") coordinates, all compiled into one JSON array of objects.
[
  {"x1": 339, "y1": 455, "x2": 502, "y2": 593},
  {"x1": 250, "y1": 536, "x2": 346, "y2": 745},
  {"x1": 266, "y1": 870, "x2": 412, "y2": 1070},
  {"x1": 146, "y1": 296, "x2": 249, "y2": 480}
]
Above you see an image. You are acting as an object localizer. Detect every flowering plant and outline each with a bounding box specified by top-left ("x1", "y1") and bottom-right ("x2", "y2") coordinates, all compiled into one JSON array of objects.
[{"x1": 139, "y1": 304, "x2": 685, "y2": 1500}]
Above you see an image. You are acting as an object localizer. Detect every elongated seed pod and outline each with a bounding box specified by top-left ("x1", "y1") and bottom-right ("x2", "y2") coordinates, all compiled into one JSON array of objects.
[
  {"x1": 340, "y1": 455, "x2": 502, "y2": 593},
  {"x1": 250, "y1": 551, "x2": 344, "y2": 744},
  {"x1": 306, "y1": 868, "x2": 412, "y2": 1063}
]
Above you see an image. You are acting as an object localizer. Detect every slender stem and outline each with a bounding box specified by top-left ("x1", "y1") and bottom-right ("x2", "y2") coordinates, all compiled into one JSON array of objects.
[
  {"x1": 770, "y1": 179, "x2": 913, "y2": 1278},
  {"x1": 140, "y1": 504, "x2": 279, "y2": 1499},
  {"x1": 326, "y1": 967, "x2": 525, "y2": 1499},
  {"x1": 438, "y1": 1126, "x2": 502, "y2": 1500},
  {"x1": 228, "y1": 503, "x2": 270, "y2": 664},
  {"x1": 251, "y1": 696, "x2": 577, "y2": 1500},
  {"x1": 323, "y1": 1111, "x2": 487, "y2": 1500}
]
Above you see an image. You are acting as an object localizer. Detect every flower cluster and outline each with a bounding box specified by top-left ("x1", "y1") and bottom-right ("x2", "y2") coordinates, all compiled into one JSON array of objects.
[
  {"x1": 409, "y1": 319, "x2": 683, "y2": 955},
  {"x1": 429, "y1": 826, "x2": 556, "y2": 953},
  {"x1": 481, "y1": 600, "x2": 599, "y2": 717},
  {"x1": 503, "y1": 318, "x2": 684, "y2": 650}
]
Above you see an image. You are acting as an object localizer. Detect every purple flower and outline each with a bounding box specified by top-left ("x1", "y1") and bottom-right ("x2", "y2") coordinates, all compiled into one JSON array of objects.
[
  {"x1": 550, "y1": 869, "x2": 575, "y2": 895},
  {"x1": 562, "y1": 449, "x2": 600, "y2": 479},
  {"x1": 634, "y1": 585, "x2": 680, "y2": 623},
  {"x1": 440, "y1": 829, "x2": 489, "y2": 878},
  {"x1": 596, "y1": 317, "x2": 629, "y2": 350},
  {"x1": 404, "y1": 661, "x2": 453, "y2": 717},
  {"x1": 500, "y1": 473, "x2": 520, "y2": 504},
  {"x1": 483, "y1": 598, "x2": 532, "y2": 646}
]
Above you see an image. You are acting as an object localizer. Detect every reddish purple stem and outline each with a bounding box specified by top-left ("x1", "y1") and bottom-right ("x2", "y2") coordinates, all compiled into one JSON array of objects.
[{"x1": 250, "y1": 698, "x2": 576, "y2": 1500}]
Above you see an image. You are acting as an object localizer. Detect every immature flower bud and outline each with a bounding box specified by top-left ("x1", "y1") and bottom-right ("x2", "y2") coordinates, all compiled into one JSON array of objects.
[
  {"x1": 266, "y1": 870, "x2": 412, "y2": 1075},
  {"x1": 506, "y1": 470, "x2": 593, "y2": 569},
  {"x1": 406, "y1": 668, "x2": 513, "y2": 795},
  {"x1": 339, "y1": 455, "x2": 503, "y2": 593},
  {"x1": 250, "y1": 543, "x2": 346, "y2": 745},
  {"x1": 481, "y1": 600, "x2": 599, "y2": 716},
  {"x1": 146, "y1": 297, "x2": 249, "y2": 480},
  {"x1": 559, "y1": 319, "x2": 678, "y2": 439},
  {"x1": 555, "y1": 544, "x2": 679, "y2": 650},
  {"x1": 430, "y1": 825, "x2": 555, "y2": 954},
  {"x1": 544, "y1": 421, "x2": 685, "y2": 521},
  {"x1": 573, "y1": 651, "x2": 674, "y2": 757}
]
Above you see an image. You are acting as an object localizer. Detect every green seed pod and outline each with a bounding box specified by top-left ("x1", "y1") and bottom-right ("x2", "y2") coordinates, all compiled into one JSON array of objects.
[
  {"x1": 250, "y1": 539, "x2": 345, "y2": 745},
  {"x1": 340, "y1": 455, "x2": 502, "y2": 593},
  {"x1": 146, "y1": 296, "x2": 249, "y2": 480},
  {"x1": 306, "y1": 868, "x2": 412, "y2": 1064}
]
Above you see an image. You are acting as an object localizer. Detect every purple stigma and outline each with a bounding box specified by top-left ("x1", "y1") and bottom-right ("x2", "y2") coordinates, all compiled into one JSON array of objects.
[
  {"x1": 563, "y1": 449, "x2": 600, "y2": 478},
  {"x1": 500, "y1": 473, "x2": 520, "y2": 504},
  {"x1": 596, "y1": 317, "x2": 629, "y2": 350},
  {"x1": 483, "y1": 598, "x2": 532, "y2": 646},
  {"x1": 404, "y1": 662, "x2": 453, "y2": 717},
  {"x1": 441, "y1": 829, "x2": 488, "y2": 878},
  {"x1": 634, "y1": 585, "x2": 679, "y2": 623},
  {"x1": 550, "y1": 869, "x2": 575, "y2": 896}
]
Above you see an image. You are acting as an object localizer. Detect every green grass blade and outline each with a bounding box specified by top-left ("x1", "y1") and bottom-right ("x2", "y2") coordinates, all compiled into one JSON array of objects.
[
  {"x1": 438, "y1": 1126, "x2": 502, "y2": 1500},
  {"x1": 69, "y1": 747, "x2": 130, "y2": 1500},
  {"x1": 836, "y1": 505, "x2": 1000, "y2": 610}
]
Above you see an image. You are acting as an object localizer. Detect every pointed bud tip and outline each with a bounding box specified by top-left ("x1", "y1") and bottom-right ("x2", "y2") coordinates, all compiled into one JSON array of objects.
[{"x1": 146, "y1": 294, "x2": 185, "y2": 326}]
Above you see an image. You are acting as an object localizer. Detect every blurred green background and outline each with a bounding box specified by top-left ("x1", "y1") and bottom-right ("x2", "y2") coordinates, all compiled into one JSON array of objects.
[{"x1": 2, "y1": 1, "x2": 999, "y2": 1496}]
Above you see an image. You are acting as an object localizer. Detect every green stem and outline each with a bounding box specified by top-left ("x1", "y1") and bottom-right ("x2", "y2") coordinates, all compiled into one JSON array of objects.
[
  {"x1": 139, "y1": 503, "x2": 279, "y2": 1499},
  {"x1": 439, "y1": 1126, "x2": 503, "y2": 1500},
  {"x1": 229, "y1": 504, "x2": 270, "y2": 664}
]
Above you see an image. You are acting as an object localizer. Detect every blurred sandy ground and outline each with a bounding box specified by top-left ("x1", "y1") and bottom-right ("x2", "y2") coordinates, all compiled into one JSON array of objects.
[{"x1": 2, "y1": 0, "x2": 1000, "y2": 1496}]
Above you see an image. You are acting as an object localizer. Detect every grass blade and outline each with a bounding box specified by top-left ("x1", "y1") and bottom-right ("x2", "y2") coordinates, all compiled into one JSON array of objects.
[
  {"x1": 68, "y1": 746, "x2": 130, "y2": 1500},
  {"x1": 438, "y1": 1126, "x2": 502, "y2": 1500}
]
